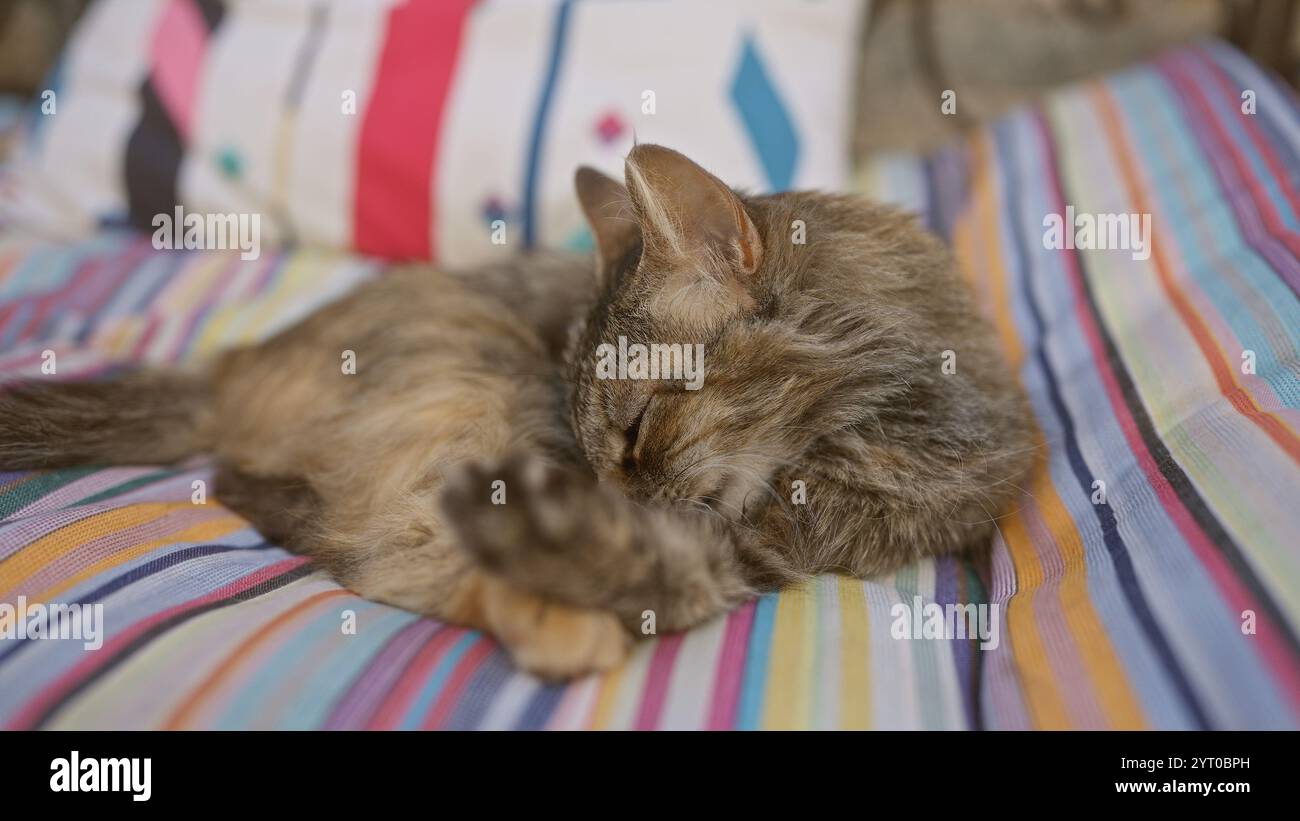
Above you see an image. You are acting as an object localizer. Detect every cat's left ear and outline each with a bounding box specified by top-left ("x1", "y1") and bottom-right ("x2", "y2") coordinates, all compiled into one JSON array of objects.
[{"x1": 575, "y1": 166, "x2": 638, "y2": 284}]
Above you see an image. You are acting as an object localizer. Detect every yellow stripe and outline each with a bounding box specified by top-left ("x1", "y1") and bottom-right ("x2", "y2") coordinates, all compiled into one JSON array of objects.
[
  {"x1": 585, "y1": 663, "x2": 628, "y2": 730},
  {"x1": 761, "y1": 578, "x2": 816, "y2": 729},
  {"x1": 86, "y1": 254, "x2": 224, "y2": 360},
  {"x1": 159, "y1": 252, "x2": 229, "y2": 316},
  {"x1": 237, "y1": 250, "x2": 317, "y2": 343},
  {"x1": 192, "y1": 104, "x2": 300, "y2": 359},
  {"x1": 837, "y1": 575, "x2": 871, "y2": 730},
  {"x1": 272, "y1": 110, "x2": 296, "y2": 221},
  {"x1": 93, "y1": 319, "x2": 142, "y2": 359}
]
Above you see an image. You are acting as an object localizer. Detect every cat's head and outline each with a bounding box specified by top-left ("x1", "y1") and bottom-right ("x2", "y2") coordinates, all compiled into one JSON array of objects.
[{"x1": 566, "y1": 145, "x2": 867, "y2": 520}]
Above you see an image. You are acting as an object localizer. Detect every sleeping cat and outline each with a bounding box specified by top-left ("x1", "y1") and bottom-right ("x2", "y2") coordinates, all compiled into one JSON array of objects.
[{"x1": 0, "y1": 145, "x2": 1033, "y2": 678}]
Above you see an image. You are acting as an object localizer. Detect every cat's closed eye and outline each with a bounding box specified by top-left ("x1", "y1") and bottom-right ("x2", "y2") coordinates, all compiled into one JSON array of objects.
[{"x1": 621, "y1": 398, "x2": 651, "y2": 472}]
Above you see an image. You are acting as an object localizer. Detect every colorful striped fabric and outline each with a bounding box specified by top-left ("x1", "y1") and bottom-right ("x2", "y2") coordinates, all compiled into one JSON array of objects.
[
  {"x1": 860, "y1": 40, "x2": 1300, "y2": 729},
  {"x1": 2, "y1": 41, "x2": 1299, "y2": 729}
]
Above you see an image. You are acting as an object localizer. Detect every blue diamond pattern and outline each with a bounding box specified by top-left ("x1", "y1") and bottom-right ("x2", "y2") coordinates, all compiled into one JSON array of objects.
[{"x1": 729, "y1": 36, "x2": 799, "y2": 191}]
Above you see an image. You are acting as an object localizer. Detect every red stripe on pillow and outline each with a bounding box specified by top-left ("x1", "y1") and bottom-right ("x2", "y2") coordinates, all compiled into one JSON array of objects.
[{"x1": 353, "y1": 0, "x2": 475, "y2": 261}]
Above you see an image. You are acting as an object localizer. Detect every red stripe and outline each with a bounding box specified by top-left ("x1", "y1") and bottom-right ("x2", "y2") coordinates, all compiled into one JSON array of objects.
[
  {"x1": 633, "y1": 632, "x2": 686, "y2": 730},
  {"x1": 8, "y1": 241, "x2": 149, "y2": 345},
  {"x1": 0, "y1": 302, "x2": 18, "y2": 337},
  {"x1": 365, "y1": 627, "x2": 462, "y2": 729},
  {"x1": 14, "y1": 258, "x2": 104, "y2": 343},
  {"x1": 706, "y1": 602, "x2": 756, "y2": 729},
  {"x1": 420, "y1": 638, "x2": 494, "y2": 729},
  {"x1": 352, "y1": 0, "x2": 475, "y2": 261},
  {"x1": 1179, "y1": 53, "x2": 1300, "y2": 267},
  {"x1": 130, "y1": 315, "x2": 163, "y2": 360}
]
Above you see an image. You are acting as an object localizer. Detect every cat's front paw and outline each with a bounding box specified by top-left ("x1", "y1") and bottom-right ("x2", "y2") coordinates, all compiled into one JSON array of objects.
[
  {"x1": 440, "y1": 454, "x2": 599, "y2": 577},
  {"x1": 476, "y1": 575, "x2": 629, "y2": 681},
  {"x1": 442, "y1": 458, "x2": 631, "y2": 680}
]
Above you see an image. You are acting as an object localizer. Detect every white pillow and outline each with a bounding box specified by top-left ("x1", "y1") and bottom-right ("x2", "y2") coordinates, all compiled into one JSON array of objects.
[{"x1": 2, "y1": 0, "x2": 867, "y2": 266}]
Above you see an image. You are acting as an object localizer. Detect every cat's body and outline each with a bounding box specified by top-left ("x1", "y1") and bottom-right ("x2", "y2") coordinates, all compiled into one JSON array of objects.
[{"x1": 0, "y1": 146, "x2": 1033, "y2": 678}]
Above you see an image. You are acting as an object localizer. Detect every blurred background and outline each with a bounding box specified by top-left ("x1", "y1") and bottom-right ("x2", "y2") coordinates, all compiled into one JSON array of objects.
[{"x1": 2, "y1": 0, "x2": 1297, "y2": 160}]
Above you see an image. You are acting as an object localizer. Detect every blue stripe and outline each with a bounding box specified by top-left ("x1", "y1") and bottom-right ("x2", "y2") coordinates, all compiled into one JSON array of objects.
[
  {"x1": 514, "y1": 680, "x2": 566, "y2": 729},
  {"x1": 442, "y1": 650, "x2": 516, "y2": 729},
  {"x1": 521, "y1": 0, "x2": 574, "y2": 248},
  {"x1": 278, "y1": 608, "x2": 416, "y2": 730},
  {"x1": 216, "y1": 599, "x2": 391, "y2": 730},
  {"x1": 398, "y1": 632, "x2": 479, "y2": 730},
  {"x1": 735, "y1": 593, "x2": 778, "y2": 730},
  {"x1": 933, "y1": 557, "x2": 980, "y2": 730}
]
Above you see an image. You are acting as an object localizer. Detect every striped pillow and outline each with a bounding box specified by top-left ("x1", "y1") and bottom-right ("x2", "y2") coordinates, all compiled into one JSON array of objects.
[{"x1": 0, "y1": 0, "x2": 866, "y2": 265}]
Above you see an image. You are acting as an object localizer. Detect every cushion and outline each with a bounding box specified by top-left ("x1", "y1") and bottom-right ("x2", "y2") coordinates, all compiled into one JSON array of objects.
[{"x1": 0, "y1": 0, "x2": 866, "y2": 265}]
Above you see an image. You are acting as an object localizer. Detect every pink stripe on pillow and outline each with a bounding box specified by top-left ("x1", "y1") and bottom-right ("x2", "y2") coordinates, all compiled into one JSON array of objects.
[{"x1": 149, "y1": 0, "x2": 211, "y2": 142}]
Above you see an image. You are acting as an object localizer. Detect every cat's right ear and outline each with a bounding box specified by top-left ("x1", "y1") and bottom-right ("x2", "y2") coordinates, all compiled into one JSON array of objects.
[{"x1": 575, "y1": 167, "x2": 638, "y2": 284}]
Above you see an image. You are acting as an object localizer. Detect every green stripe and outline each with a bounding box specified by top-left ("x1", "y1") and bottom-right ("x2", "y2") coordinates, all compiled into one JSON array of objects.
[
  {"x1": 892, "y1": 564, "x2": 948, "y2": 729},
  {"x1": 70, "y1": 468, "x2": 186, "y2": 507},
  {"x1": 0, "y1": 468, "x2": 97, "y2": 519}
]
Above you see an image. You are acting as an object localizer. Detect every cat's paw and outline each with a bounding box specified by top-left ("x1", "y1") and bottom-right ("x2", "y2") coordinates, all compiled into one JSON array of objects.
[
  {"x1": 477, "y1": 575, "x2": 629, "y2": 681},
  {"x1": 440, "y1": 454, "x2": 600, "y2": 575},
  {"x1": 441, "y1": 458, "x2": 631, "y2": 679}
]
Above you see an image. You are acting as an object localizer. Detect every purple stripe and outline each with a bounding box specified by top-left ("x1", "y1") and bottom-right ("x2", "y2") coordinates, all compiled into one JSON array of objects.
[
  {"x1": 1159, "y1": 56, "x2": 1300, "y2": 296},
  {"x1": 441, "y1": 650, "x2": 517, "y2": 730},
  {"x1": 321, "y1": 619, "x2": 443, "y2": 729},
  {"x1": 934, "y1": 556, "x2": 980, "y2": 729}
]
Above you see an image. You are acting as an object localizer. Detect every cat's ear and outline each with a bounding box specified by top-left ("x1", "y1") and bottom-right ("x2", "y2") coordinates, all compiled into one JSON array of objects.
[
  {"x1": 575, "y1": 166, "x2": 638, "y2": 283},
  {"x1": 623, "y1": 144, "x2": 762, "y2": 278}
]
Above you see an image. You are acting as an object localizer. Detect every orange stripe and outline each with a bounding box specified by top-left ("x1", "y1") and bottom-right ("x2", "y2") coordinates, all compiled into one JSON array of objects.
[
  {"x1": 996, "y1": 493, "x2": 1070, "y2": 727},
  {"x1": 1094, "y1": 85, "x2": 1300, "y2": 464},
  {"x1": 164, "y1": 588, "x2": 350, "y2": 729},
  {"x1": 965, "y1": 133, "x2": 1024, "y2": 366},
  {"x1": 0, "y1": 502, "x2": 241, "y2": 597},
  {"x1": 34, "y1": 516, "x2": 247, "y2": 604},
  {"x1": 962, "y1": 135, "x2": 1145, "y2": 728},
  {"x1": 1024, "y1": 443, "x2": 1145, "y2": 729}
]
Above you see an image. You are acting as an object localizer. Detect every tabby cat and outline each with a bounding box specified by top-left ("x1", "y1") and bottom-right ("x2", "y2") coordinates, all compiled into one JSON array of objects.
[{"x1": 0, "y1": 145, "x2": 1033, "y2": 678}]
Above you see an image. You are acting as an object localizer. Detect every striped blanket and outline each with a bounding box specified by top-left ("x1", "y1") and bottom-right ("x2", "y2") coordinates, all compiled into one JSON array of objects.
[{"x1": 1, "y1": 41, "x2": 1298, "y2": 729}]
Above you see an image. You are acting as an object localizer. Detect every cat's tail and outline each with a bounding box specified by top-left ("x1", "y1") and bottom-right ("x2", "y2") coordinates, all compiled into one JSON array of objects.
[
  {"x1": 443, "y1": 456, "x2": 795, "y2": 634},
  {"x1": 0, "y1": 370, "x2": 210, "y2": 469}
]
